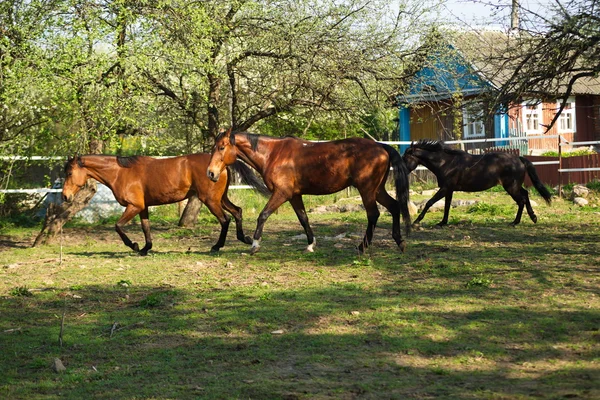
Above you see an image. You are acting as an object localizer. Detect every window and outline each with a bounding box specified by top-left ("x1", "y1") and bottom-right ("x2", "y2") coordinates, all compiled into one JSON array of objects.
[
  {"x1": 522, "y1": 100, "x2": 543, "y2": 134},
  {"x1": 462, "y1": 102, "x2": 485, "y2": 138},
  {"x1": 556, "y1": 97, "x2": 576, "y2": 132}
]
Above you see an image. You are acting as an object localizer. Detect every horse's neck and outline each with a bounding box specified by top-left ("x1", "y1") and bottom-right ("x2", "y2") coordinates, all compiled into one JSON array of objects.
[
  {"x1": 81, "y1": 156, "x2": 119, "y2": 187},
  {"x1": 235, "y1": 135, "x2": 268, "y2": 174},
  {"x1": 419, "y1": 152, "x2": 452, "y2": 172}
]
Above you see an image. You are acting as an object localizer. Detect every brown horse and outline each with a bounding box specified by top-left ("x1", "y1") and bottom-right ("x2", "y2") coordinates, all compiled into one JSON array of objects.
[
  {"x1": 62, "y1": 154, "x2": 268, "y2": 255},
  {"x1": 207, "y1": 130, "x2": 411, "y2": 255}
]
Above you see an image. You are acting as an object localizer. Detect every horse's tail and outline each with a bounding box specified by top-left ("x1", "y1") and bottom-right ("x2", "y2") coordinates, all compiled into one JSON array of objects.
[
  {"x1": 229, "y1": 160, "x2": 271, "y2": 197},
  {"x1": 520, "y1": 157, "x2": 552, "y2": 205},
  {"x1": 381, "y1": 143, "x2": 412, "y2": 234}
]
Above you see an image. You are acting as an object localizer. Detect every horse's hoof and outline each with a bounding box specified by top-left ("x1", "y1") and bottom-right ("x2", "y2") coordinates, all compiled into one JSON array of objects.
[
  {"x1": 139, "y1": 249, "x2": 148, "y2": 256},
  {"x1": 356, "y1": 245, "x2": 365, "y2": 255},
  {"x1": 132, "y1": 243, "x2": 140, "y2": 252},
  {"x1": 210, "y1": 246, "x2": 221, "y2": 253},
  {"x1": 531, "y1": 216, "x2": 538, "y2": 223}
]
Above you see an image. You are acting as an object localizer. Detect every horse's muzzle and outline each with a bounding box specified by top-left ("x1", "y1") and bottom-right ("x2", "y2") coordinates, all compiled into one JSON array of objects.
[
  {"x1": 207, "y1": 170, "x2": 219, "y2": 182},
  {"x1": 62, "y1": 193, "x2": 73, "y2": 203}
]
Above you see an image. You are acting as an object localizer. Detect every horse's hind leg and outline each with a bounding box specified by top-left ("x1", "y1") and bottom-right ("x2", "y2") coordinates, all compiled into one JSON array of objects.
[
  {"x1": 115, "y1": 205, "x2": 143, "y2": 253},
  {"x1": 289, "y1": 195, "x2": 316, "y2": 252},
  {"x1": 139, "y1": 208, "x2": 153, "y2": 256},
  {"x1": 221, "y1": 195, "x2": 252, "y2": 244},
  {"x1": 376, "y1": 190, "x2": 405, "y2": 252},
  {"x1": 503, "y1": 182, "x2": 525, "y2": 225},
  {"x1": 204, "y1": 200, "x2": 231, "y2": 252},
  {"x1": 522, "y1": 188, "x2": 538, "y2": 223},
  {"x1": 358, "y1": 194, "x2": 380, "y2": 254}
]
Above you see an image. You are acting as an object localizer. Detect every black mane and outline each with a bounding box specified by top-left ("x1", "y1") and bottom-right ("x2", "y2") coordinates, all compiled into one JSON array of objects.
[
  {"x1": 117, "y1": 155, "x2": 141, "y2": 168},
  {"x1": 412, "y1": 139, "x2": 464, "y2": 156}
]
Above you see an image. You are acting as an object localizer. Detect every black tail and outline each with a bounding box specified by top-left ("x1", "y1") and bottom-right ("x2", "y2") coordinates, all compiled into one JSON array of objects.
[
  {"x1": 382, "y1": 143, "x2": 412, "y2": 234},
  {"x1": 520, "y1": 157, "x2": 552, "y2": 205},
  {"x1": 229, "y1": 160, "x2": 271, "y2": 197}
]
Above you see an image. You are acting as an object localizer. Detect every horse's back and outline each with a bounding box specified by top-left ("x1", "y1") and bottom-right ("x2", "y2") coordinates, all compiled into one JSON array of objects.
[{"x1": 266, "y1": 137, "x2": 390, "y2": 195}]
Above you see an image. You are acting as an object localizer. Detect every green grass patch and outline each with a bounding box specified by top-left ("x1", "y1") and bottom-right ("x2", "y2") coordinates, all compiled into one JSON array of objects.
[{"x1": 1, "y1": 191, "x2": 599, "y2": 398}]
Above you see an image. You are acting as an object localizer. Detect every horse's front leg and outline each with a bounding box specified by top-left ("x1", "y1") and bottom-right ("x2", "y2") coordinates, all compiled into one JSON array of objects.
[
  {"x1": 221, "y1": 195, "x2": 252, "y2": 244},
  {"x1": 115, "y1": 205, "x2": 143, "y2": 253},
  {"x1": 251, "y1": 192, "x2": 288, "y2": 255},
  {"x1": 139, "y1": 208, "x2": 153, "y2": 256},
  {"x1": 413, "y1": 188, "x2": 447, "y2": 226},
  {"x1": 438, "y1": 190, "x2": 454, "y2": 226},
  {"x1": 289, "y1": 195, "x2": 316, "y2": 252}
]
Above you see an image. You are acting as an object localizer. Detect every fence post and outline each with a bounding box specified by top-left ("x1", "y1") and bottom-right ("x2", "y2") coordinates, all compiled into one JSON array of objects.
[{"x1": 558, "y1": 135, "x2": 563, "y2": 198}]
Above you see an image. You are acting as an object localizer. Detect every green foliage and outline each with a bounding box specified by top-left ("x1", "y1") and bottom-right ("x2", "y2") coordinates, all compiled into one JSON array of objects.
[
  {"x1": 9, "y1": 286, "x2": 33, "y2": 297},
  {"x1": 540, "y1": 148, "x2": 596, "y2": 157},
  {"x1": 465, "y1": 275, "x2": 493, "y2": 289},
  {"x1": 586, "y1": 180, "x2": 600, "y2": 191}
]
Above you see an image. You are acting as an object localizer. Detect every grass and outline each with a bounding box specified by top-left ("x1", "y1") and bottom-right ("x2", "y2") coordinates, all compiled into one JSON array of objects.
[{"x1": 1, "y1": 188, "x2": 599, "y2": 399}]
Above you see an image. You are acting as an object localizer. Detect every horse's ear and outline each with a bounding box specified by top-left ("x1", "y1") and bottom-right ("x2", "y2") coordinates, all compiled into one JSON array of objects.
[
  {"x1": 75, "y1": 154, "x2": 84, "y2": 167},
  {"x1": 228, "y1": 128, "x2": 235, "y2": 145}
]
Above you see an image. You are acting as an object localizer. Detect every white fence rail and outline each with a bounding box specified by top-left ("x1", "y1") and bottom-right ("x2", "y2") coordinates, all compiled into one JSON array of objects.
[{"x1": 2, "y1": 135, "x2": 599, "y2": 194}]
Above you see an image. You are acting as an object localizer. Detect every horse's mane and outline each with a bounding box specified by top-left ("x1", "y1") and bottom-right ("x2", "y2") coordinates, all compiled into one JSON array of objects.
[
  {"x1": 219, "y1": 130, "x2": 298, "y2": 152},
  {"x1": 412, "y1": 139, "x2": 465, "y2": 156},
  {"x1": 117, "y1": 155, "x2": 141, "y2": 168}
]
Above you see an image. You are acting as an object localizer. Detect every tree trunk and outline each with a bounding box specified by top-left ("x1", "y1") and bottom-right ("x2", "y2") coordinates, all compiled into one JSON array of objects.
[
  {"x1": 33, "y1": 180, "x2": 97, "y2": 247},
  {"x1": 178, "y1": 195, "x2": 203, "y2": 227}
]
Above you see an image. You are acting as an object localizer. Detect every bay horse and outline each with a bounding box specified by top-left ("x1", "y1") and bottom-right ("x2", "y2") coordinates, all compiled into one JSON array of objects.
[
  {"x1": 402, "y1": 140, "x2": 552, "y2": 227},
  {"x1": 207, "y1": 130, "x2": 411, "y2": 255},
  {"x1": 62, "y1": 154, "x2": 269, "y2": 255}
]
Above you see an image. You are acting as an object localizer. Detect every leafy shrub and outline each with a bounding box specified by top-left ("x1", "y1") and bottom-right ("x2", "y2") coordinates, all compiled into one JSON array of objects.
[
  {"x1": 540, "y1": 148, "x2": 596, "y2": 157},
  {"x1": 10, "y1": 286, "x2": 33, "y2": 297},
  {"x1": 465, "y1": 276, "x2": 493, "y2": 288}
]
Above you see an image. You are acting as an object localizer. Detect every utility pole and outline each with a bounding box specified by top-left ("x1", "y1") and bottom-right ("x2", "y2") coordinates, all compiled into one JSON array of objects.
[{"x1": 511, "y1": 0, "x2": 520, "y2": 32}]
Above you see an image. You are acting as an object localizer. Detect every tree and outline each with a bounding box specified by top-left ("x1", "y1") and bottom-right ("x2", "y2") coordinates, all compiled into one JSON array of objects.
[{"x1": 488, "y1": 0, "x2": 600, "y2": 126}]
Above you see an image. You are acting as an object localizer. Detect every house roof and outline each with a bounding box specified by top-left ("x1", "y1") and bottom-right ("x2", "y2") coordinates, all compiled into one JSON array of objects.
[
  {"x1": 451, "y1": 29, "x2": 600, "y2": 96},
  {"x1": 399, "y1": 29, "x2": 600, "y2": 104}
]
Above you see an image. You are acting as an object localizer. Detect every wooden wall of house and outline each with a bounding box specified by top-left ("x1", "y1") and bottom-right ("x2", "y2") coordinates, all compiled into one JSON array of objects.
[
  {"x1": 409, "y1": 103, "x2": 456, "y2": 141},
  {"x1": 576, "y1": 95, "x2": 598, "y2": 143},
  {"x1": 507, "y1": 103, "x2": 574, "y2": 153}
]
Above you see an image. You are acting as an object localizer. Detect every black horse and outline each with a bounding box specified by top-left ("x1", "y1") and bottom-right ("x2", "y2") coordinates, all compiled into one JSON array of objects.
[{"x1": 403, "y1": 140, "x2": 552, "y2": 226}]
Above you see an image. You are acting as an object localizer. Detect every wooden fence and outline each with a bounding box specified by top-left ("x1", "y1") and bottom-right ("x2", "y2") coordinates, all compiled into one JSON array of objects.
[{"x1": 526, "y1": 154, "x2": 600, "y2": 187}]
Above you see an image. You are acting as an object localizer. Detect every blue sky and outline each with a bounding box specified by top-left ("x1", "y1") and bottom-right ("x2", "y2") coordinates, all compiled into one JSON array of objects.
[{"x1": 440, "y1": 0, "x2": 554, "y2": 28}]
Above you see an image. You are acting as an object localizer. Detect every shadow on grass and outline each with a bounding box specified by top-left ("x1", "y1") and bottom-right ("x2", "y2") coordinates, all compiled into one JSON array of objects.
[{"x1": 1, "y1": 280, "x2": 598, "y2": 399}]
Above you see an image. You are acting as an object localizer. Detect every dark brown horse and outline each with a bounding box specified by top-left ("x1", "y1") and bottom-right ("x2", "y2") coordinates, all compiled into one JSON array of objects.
[
  {"x1": 403, "y1": 140, "x2": 552, "y2": 226},
  {"x1": 62, "y1": 154, "x2": 268, "y2": 255},
  {"x1": 207, "y1": 130, "x2": 411, "y2": 255}
]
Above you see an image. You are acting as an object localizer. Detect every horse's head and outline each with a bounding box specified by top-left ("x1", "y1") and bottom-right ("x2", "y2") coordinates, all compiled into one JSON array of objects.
[
  {"x1": 207, "y1": 128, "x2": 237, "y2": 182},
  {"x1": 402, "y1": 142, "x2": 421, "y2": 172},
  {"x1": 62, "y1": 156, "x2": 87, "y2": 202}
]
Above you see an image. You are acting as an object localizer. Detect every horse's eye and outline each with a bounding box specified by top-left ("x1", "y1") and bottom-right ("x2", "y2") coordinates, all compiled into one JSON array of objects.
[{"x1": 219, "y1": 146, "x2": 225, "y2": 151}]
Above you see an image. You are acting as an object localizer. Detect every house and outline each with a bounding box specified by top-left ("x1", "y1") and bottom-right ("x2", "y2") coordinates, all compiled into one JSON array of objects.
[{"x1": 397, "y1": 29, "x2": 600, "y2": 154}]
